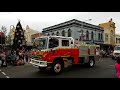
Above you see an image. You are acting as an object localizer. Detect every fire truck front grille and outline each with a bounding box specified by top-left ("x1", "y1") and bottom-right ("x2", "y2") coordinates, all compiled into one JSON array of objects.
[{"x1": 32, "y1": 55, "x2": 42, "y2": 59}]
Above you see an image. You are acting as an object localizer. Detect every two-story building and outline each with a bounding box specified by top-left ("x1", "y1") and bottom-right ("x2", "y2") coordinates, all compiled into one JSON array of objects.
[
  {"x1": 99, "y1": 18, "x2": 116, "y2": 50},
  {"x1": 42, "y1": 19, "x2": 104, "y2": 45}
]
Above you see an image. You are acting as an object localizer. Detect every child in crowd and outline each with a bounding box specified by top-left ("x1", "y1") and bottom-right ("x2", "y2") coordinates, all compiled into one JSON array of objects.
[{"x1": 10, "y1": 51, "x2": 17, "y2": 65}]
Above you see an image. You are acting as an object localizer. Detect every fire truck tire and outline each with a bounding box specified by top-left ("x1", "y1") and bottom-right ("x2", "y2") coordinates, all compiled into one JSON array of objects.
[
  {"x1": 86, "y1": 58, "x2": 95, "y2": 67},
  {"x1": 52, "y1": 60, "x2": 63, "y2": 74}
]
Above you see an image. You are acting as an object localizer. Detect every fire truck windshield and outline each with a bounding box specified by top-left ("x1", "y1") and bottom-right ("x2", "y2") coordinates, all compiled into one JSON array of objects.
[{"x1": 33, "y1": 38, "x2": 47, "y2": 50}]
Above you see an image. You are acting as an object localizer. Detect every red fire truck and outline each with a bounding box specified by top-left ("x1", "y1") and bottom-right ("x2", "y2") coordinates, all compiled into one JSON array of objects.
[{"x1": 30, "y1": 36, "x2": 97, "y2": 74}]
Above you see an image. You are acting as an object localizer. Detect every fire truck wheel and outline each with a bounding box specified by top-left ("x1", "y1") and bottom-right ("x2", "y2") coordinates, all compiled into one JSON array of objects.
[
  {"x1": 52, "y1": 60, "x2": 63, "y2": 74},
  {"x1": 86, "y1": 58, "x2": 95, "y2": 67}
]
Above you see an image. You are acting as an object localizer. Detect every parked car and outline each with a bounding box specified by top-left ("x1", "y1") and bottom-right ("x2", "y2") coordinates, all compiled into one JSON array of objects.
[{"x1": 112, "y1": 46, "x2": 120, "y2": 60}]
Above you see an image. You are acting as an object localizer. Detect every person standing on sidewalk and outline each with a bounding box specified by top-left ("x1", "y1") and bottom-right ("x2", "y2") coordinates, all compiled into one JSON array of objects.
[
  {"x1": 115, "y1": 57, "x2": 120, "y2": 78},
  {"x1": 25, "y1": 50, "x2": 29, "y2": 62},
  {"x1": 96, "y1": 48, "x2": 101, "y2": 61}
]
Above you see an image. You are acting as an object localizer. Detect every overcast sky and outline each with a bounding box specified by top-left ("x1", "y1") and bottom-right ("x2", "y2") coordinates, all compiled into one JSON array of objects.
[{"x1": 0, "y1": 12, "x2": 120, "y2": 35}]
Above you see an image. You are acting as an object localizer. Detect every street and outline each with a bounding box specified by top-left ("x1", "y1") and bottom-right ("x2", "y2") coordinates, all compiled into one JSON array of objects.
[{"x1": 0, "y1": 57, "x2": 117, "y2": 78}]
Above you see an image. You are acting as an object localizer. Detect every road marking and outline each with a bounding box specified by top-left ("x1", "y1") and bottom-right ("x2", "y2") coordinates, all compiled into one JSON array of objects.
[
  {"x1": 2, "y1": 72, "x2": 6, "y2": 75},
  {"x1": 109, "y1": 65, "x2": 114, "y2": 67},
  {"x1": 0, "y1": 69, "x2": 10, "y2": 78},
  {"x1": 6, "y1": 76, "x2": 10, "y2": 78}
]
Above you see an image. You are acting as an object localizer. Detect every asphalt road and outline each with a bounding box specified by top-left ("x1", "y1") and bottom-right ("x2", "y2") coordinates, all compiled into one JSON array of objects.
[{"x1": 0, "y1": 57, "x2": 117, "y2": 78}]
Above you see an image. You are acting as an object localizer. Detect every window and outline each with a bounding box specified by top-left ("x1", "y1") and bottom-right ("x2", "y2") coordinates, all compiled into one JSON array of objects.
[
  {"x1": 116, "y1": 38, "x2": 117, "y2": 44},
  {"x1": 98, "y1": 33, "x2": 100, "y2": 40},
  {"x1": 79, "y1": 30, "x2": 84, "y2": 41},
  {"x1": 47, "y1": 33, "x2": 50, "y2": 36},
  {"x1": 68, "y1": 29, "x2": 71, "y2": 37},
  {"x1": 105, "y1": 33, "x2": 108, "y2": 42},
  {"x1": 62, "y1": 40, "x2": 69, "y2": 46},
  {"x1": 32, "y1": 38, "x2": 35, "y2": 43},
  {"x1": 62, "y1": 30, "x2": 65, "y2": 36},
  {"x1": 34, "y1": 38, "x2": 47, "y2": 50},
  {"x1": 91, "y1": 32, "x2": 94, "y2": 40},
  {"x1": 101, "y1": 33, "x2": 103, "y2": 40},
  {"x1": 86, "y1": 31, "x2": 89, "y2": 40},
  {"x1": 51, "y1": 32, "x2": 54, "y2": 35},
  {"x1": 56, "y1": 31, "x2": 59, "y2": 36},
  {"x1": 49, "y1": 38, "x2": 59, "y2": 48}
]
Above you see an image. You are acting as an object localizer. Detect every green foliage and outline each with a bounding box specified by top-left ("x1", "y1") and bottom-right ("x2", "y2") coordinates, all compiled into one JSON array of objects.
[{"x1": 0, "y1": 26, "x2": 7, "y2": 36}]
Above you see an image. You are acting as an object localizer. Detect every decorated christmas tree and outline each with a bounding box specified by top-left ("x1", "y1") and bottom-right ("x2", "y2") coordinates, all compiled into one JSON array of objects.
[{"x1": 13, "y1": 20, "x2": 26, "y2": 50}]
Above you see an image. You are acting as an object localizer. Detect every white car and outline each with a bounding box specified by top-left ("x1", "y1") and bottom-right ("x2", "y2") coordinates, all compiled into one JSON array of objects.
[{"x1": 112, "y1": 46, "x2": 120, "y2": 60}]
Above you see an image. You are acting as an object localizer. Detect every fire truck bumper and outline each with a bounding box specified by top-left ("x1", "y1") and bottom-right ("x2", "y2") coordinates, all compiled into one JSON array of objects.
[{"x1": 29, "y1": 59, "x2": 47, "y2": 67}]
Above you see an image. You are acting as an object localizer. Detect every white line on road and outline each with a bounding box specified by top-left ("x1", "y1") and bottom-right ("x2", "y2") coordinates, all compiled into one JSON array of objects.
[
  {"x1": 2, "y1": 72, "x2": 6, "y2": 75},
  {"x1": 0, "y1": 69, "x2": 10, "y2": 78},
  {"x1": 6, "y1": 76, "x2": 10, "y2": 78},
  {"x1": 109, "y1": 65, "x2": 114, "y2": 67}
]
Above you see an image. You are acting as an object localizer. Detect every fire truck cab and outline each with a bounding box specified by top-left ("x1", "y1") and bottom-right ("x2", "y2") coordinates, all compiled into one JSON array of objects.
[{"x1": 30, "y1": 36, "x2": 97, "y2": 74}]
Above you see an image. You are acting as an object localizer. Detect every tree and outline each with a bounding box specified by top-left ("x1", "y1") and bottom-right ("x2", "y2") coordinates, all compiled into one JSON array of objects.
[
  {"x1": 0, "y1": 26, "x2": 7, "y2": 36},
  {"x1": 0, "y1": 32, "x2": 5, "y2": 44},
  {"x1": 6, "y1": 35, "x2": 12, "y2": 45},
  {"x1": 13, "y1": 20, "x2": 26, "y2": 50},
  {"x1": 0, "y1": 26, "x2": 7, "y2": 45}
]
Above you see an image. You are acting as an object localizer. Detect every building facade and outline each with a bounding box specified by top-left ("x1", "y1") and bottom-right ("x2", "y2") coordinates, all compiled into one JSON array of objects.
[
  {"x1": 115, "y1": 33, "x2": 120, "y2": 46},
  {"x1": 24, "y1": 25, "x2": 40, "y2": 46},
  {"x1": 42, "y1": 19, "x2": 104, "y2": 44},
  {"x1": 99, "y1": 18, "x2": 116, "y2": 50},
  {"x1": 8, "y1": 25, "x2": 16, "y2": 45},
  {"x1": 31, "y1": 33, "x2": 42, "y2": 44}
]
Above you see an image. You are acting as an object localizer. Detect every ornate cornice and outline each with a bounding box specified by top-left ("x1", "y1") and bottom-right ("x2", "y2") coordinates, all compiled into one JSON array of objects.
[{"x1": 43, "y1": 19, "x2": 104, "y2": 32}]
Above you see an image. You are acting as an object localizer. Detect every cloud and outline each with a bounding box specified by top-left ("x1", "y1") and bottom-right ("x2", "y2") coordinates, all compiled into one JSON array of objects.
[{"x1": 0, "y1": 12, "x2": 120, "y2": 35}]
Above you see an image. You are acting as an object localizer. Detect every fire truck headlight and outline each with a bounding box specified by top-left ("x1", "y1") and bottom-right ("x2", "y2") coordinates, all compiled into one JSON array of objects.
[{"x1": 40, "y1": 61, "x2": 47, "y2": 65}]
